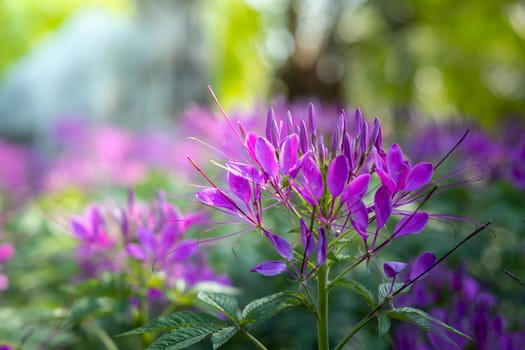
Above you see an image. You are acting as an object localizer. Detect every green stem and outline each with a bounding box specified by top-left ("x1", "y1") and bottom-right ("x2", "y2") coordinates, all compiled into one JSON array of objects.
[
  {"x1": 334, "y1": 311, "x2": 377, "y2": 350},
  {"x1": 243, "y1": 331, "x2": 269, "y2": 350},
  {"x1": 317, "y1": 264, "x2": 329, "y2": 350},
  {"x1": 84, "y1": 319, "x2": 119, "y2": 350}
]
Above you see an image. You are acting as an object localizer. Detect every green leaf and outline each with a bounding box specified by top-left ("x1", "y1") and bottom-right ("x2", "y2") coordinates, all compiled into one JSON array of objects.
[
  {"x1": 211, "y1": 326, "x2": 237, "y2": 349},
  {"x1": 241, "y1": 291, "x2": 306, "y2": 331},
  {"x1": 383, "y1": 307, "x2": 473, "y2": 341},
  {"x1": 198, "y1": 292, "x2": 239, "y2": 323},
  {"x1": 378, "y1": 282, "x2": 410, "y2": 301},
  {"x1": 377, "y1": 314, "x2": 391, "y2": 336},
  {"x1": 69, "y1": 297, "x2": 112, "y2": 322},
  {"x1": 333, "y1": 279, "x2": 376, "y2": 308},
  {"x1": 119, "y1": 311, "x2": 228, "y2": 336},
  {"x1": 146, "y1": 326, "x2": 217, "y2": 350}
]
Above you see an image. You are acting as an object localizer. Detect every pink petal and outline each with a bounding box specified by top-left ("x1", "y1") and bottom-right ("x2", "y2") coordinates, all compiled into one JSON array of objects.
[
  {"x1": 250, "y1": 260, "x2": 288, "y2": 276},
  {"x1": 255, "y1": 137, "x2": 279, "y2": 177},
  {"x1": 386, "y1": 144, "x2": 404, "y2": 183},
  {"x1": 196, "y1": 188, "x2": 238, "y2": 212},
  {"x1": 227, "y1": 171, "x2": 252, "y2": 204},
  {"x1": 279, "y1": 134, "x2": 300, "y2": 175},
  {"x1": 404, "y1": 162, "x2": 434, "y2": 192},
  {"x1": 342, "y1": 174, "x2": 370, "y2": 202},
  {"x1": 374, "y1": 186, "x2": 392, "y2": 229},
  {"x1": 394, "y1": 212, "x2": 429, "y2": 237},
  {"x1": 301, "y1": 156, "x2": 324, "y2": 201},
  {"x1": 383, "y1": 261, "x2": 407, "y2": 278},
  {"x1": 0, "y1": 243, "x2": 14, "y2": 263},
  {"x1": 264, "y1": 230, "x2": 293, "y2": 261},
  {"x1": 126, "y1": 243, "x2": 148, "y2": 261},
  {"x1": 327, "y1": 155, "x2": 349, "y2": 198}
]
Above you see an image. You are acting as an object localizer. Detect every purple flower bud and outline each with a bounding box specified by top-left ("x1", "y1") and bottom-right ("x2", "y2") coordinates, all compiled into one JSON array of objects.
[
  {"x1": 327, "y1": 155, "x2": 349, "y2": 198},
  {"x1": 342, "y1": 132, "x2": 355, "y2": 172},
  {"x1": 317, "y1": 227, "x2": 327, "y2": 266},
  {"x1": 265, "y1": 108, "x2": 279, "y2": 148},
  {"x1": 255, "y1": 137, "x2": 279, "y2": 178},
  {"x1": 286, "y1": 111, "x2": 294, "y2": 136},
  {"x1": 353, "y1": 108, "x2": 364, "y2": 138},
  {"x1": 383, "y1": 261, "x2": 408, "y2": 278},
  {"x1": 404, "y1": 162, "x2": 434, "y2": 192},
  {"x1": 331, "y1": 126, "x2": 341, "y2": 155},
  {"x1": 359, "y1": 120, "x2": 369, "y2": 155},
  {"x1": 299, "y1": 120, "x2": 309, "y2": 154},
  {"x1": 374, "y1": 186, "x2": 392, "y2": 229},
  {"x1": 341, "y1": 174, "x2": 370, "y2": 202},
  {"x1": 308, "y1": 103, "x2": 317, "y2": 136},
  {"x1": 264, "y1": 230, "x2": 293, "y2": 261},
  {"x1": 196, "y1": 188, "x2": 238, "y2": 212},
  {"x1": 394, "y1": 212, "x2": 429, "y2": 237},
  {"x1": 409, "y1": 252, "x2": 436, "y2": 280},
  {"x1": 227, "y1": 171, "x2": 252, "y2": 204},
  {"x1": 370, "y1": 118, "x2": 381, "y2": 150},
  {"x1": 250, "y1": 260, "x2": 288, "y2": 276},
  {"x1": 279, "y1": 134, "x2": 300, "y2": 175},
  {"x1": 300, "y1": 219, "x2": 315, "y2": 259}
]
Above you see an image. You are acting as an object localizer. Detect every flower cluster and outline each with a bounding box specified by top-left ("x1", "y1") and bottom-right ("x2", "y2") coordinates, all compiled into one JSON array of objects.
[
  {"x1": 394, "y1": 265, "x2": 525, "y2": 349},
  {"x1": 70, "y1": 192, "x2": 229, "y2": 298},
  {"x1": 193, "y1": 103, "x2": 436, "y2": 278}
]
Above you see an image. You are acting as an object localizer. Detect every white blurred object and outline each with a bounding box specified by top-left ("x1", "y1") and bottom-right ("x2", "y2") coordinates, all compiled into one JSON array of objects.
[{"x1": 0, "y1": 0, "x2": 209, "y2": 142}]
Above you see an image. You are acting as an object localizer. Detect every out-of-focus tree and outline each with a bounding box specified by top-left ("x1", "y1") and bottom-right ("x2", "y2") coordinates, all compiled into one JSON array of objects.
[{"x1": 0, "y1": 0, "x2": 130, "y2": 78}]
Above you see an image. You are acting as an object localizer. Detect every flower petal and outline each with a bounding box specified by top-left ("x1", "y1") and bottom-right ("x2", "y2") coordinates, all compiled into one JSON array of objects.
[
  {"x1": 300, "y1": 219, "x2": 315, "y2": 259},
  {"x1": 386, "y1": 144, "x2": 404, "y2": 184},
  {"x1": 409, "y1": 252, "x2": 436, "y2": 280},
  {"x1": 301, "y1": 156, "x2": 324, "y2": 201},
  {"x1": 348, "y1": 197, "x2": 369, "y2": 240},
  {"x1": 169, "y1": 240, "x2": 199, "y2": 261},
  {"x1": 126, "y1": 243, "x2": 148, "y2": 261},
  {"x1": 71, "y1": 219, "x2": 91, "y2": 240},
  {"x1": 327, "y1": 155, "x2": 349, "y2": 198},
  {"x1": 383, "y1": 261, "x2": 408, "y2": 278},
  {"x1": 250, "y1": 260, "x2": 288, "y2": 276},
  {"x1": 374, "y1": 186, "x2": 392, "y2": 229},
  {"x1": 342, "y1": 174, "x2": 370, "y2": 202},
  {"x1": 255, "y1": 137, "x2": 279, "y2": 177},
  {"x1": 394, "y1": 212, "x2": 429, "y2": 237},
  {"x1": 264, "y1": 230, "x2": 293, "y2": 261},
  {"x1": 196, "y1": 188, "x2": 238, "y2": 212},
  {"x1": 0, "y1": 243, "x2": 14, "y2": 263},
  {"x1": 404, "y1": 162, "x2": 434, "y2": 192},
  {"x1": 227, "y1": 171, "x2": 252, "y2": 204},
  {"x1": 279, "y1": 134, "x2": 300, "y2": 175}
]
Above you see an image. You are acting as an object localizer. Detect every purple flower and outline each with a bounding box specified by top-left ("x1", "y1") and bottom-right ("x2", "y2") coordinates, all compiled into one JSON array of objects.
[
  {"x1": 250, "y1": 260, "x2": 288, "y2": 276},
  {"x1": 384, "y1": 261, "x2": 408, "y2": 278}
]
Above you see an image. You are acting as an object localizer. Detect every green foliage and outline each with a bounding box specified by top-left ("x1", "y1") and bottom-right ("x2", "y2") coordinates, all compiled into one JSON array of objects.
[
  {"x1": 332, "y1": 279, "x2": 376, "y2": 309},
  {"x1": 122, "y1": 290, "x2": 307, "y2": 349},
  {"x1": 383, "y1": 306, "x2": 472, "y2": 341}
]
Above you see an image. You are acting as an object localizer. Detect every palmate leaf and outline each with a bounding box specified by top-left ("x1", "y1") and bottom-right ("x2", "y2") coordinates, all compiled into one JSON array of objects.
[
  {"x1": 211, "y1": 326, "x2": 238, "y2": 349},
  {"x1": 383, "y1": 307, "x2": 473, "y2": 341},
  {"x1": 198, "y1": 291, "x2": 239, "y2": 323},
  {"x1": 333, "y1": 279, "x2": 376, "y2": 309},
  {"x1": 241, "y1": 291, "x2": 306, "y2": 331},
  {"x1": 119, "y1": 311, "x2": 228, "y2": 336}
]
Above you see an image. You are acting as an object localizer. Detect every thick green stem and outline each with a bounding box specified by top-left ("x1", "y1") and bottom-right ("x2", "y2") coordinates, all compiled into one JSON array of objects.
[
  {"x1": 243, "y1": 331, "x2": 269, "y2": 350},
  {"x1": 317, "y1": 264, "x2": 329, "y2": 350}
]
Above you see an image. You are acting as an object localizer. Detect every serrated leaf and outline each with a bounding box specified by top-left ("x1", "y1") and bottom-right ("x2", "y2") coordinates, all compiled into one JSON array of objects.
[
  {"x1": 198, "y1": 292, "x2": 239, "y2": 322},
  {"x1": 147, "y1": 326, "x2": 216, "y2": 350},
  {"x1": 211, "y1": 326, "x2": 237, "y2": 349},
  {"x1": 377, "y1": 314, "x2": 391, "y2": 336},
  {"x1": 383, "y1": 307, "x2": 473, "y2": 341},
  {"x1": 378, "y1": 282, "x2": 409, "y2": 300},
  {"x1": 119, "y1": 311, "x2": 228, "y2": 336},
  {"x1": 333, "y1": 279, "x2": 376, "y2": 308},
  {"x1": 241, "y1": 291, "x2": 306, "y2": 331}
]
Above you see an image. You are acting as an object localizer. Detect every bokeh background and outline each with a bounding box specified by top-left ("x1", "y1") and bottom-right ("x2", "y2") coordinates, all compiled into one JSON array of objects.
[{"x1": 0, "y1": 0, "x2": 524, "y2": 349}]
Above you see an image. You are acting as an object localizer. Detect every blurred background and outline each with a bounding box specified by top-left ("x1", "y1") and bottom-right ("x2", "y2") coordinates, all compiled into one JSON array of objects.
[
  {"x1": 0, "y1": 0, "x2": 524, "y2": 349},
  {"x1": 1, "y1": 0, "x2": 525, "y2": 142}
]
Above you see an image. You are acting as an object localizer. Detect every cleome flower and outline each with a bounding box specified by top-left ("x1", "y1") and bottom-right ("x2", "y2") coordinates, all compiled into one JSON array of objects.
[{"x1": 191, "y1": 101, "x2": 437, "y2": 279}]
